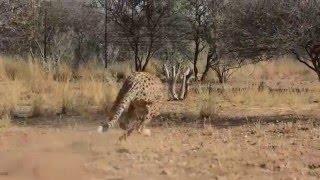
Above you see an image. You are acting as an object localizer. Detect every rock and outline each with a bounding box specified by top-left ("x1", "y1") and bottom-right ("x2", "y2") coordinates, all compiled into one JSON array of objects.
[
  {"x1": 259, "y1": 163, "x2": 266, "y2": 169},
  {"x1": 160, "y1": 169, "x2": 170, "y2": 175},
  {"x1": 116, "y1": 148, "x2": 130, "y2": 154}
]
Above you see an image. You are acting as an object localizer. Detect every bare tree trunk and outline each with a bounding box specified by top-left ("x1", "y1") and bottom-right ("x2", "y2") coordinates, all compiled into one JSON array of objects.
[
  {"x1": 141, "y1": 38, "x2": 154, "y2": 71},
  {"x1": 30, "y1": 0, "x2": 38, "y2": 61},
  {"x1": 142, "y1": 57, "x2": 150, "y2": 71},
  {"x1": 134, "y1": 54, "x2": 140, "y2": 71},
  {"x1": 216, "y1": 70, "x2": 223, "y2": 84},
  {"x1": 201, "y1": 65, "x2": 210, "y2": 81},
  {"x1": 214, "y1": 67, "x2": 227, "y2": 84},
  {"x1": 73, "y1": 36, "x2": 83, "y2": 69},
  {"x1": 43, "y1": 6, "x2": 48, "y2": 62},
  {"x1": 134, "y1": 42, "x2": 141, "y2": 71},
  {"x1": 104, "y1": 0, "x2": 108, "y2": 69},
  {"x1": 193, "y1": 40, "x2": 200, "y2": 81},
  {"x1": 201, "y1": 47, "x2": 214, "y2": 81}
]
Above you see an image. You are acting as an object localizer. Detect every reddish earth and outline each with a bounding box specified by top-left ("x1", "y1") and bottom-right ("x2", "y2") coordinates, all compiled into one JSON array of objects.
[{"x1": 1, "y1": 115, "x2": 320, "y2": 180}]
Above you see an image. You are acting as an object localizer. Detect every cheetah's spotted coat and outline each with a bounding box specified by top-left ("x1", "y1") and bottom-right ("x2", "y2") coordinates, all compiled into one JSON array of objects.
[
  {"x1": 98, "y1": 64, "x2": 192, "y2": 140},
  {"x1": 98, "y1": 72, "x2": 168, "y2": 139}
]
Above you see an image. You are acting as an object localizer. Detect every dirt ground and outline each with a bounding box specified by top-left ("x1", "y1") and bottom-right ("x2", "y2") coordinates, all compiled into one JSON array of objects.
[{"x1": 1, "y1": 113, "x2": 320, "y2": 180}]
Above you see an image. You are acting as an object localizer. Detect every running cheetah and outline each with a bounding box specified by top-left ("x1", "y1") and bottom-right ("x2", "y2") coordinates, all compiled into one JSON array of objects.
[{"x1": 97, "y1": 64, "x2": 192, "y2": 140}]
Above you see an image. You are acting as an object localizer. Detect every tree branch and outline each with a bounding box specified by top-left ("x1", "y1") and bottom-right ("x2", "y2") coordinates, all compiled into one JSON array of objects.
[{"x1": 292, "y1": 49, "x2": 317, "y2": 72}]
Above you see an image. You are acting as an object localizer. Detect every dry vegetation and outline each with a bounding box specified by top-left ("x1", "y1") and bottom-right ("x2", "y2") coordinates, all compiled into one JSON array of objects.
[
  {"x1": 1, "y1": 56, "x2": 320, "y2": 179},
  {"x1": 1, "y1": 117, "x2": 320, "y2": 180},
  {"x1": 0, "y1": 56, "x2": 319, "y2": 120},
  {"x1": 200, "y1": 56, "x2": 318, "y2": 83},
  {"x1": 2, "y1": 0, "x2": 320, "y2": 178},
  {"x1": 0, "y1": 56, "x2": 122, "y2": 119}
]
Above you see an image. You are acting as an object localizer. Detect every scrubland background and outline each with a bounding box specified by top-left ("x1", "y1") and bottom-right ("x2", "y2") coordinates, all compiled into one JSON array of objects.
[
  {"x1": 1, "y1": 0, "x2": 320, "y2": 179},
  {"x1": 0, "y1": 56, "x2": 319, "y2": 127},
  {"x1": 1, "y1": 56, "x2": 320, "y2": 180}
]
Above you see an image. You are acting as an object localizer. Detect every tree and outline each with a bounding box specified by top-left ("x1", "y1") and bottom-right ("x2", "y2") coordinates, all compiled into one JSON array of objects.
[
  {"x1": 293, "y1": 41, "x2": 320, "y2": 81},
  {"x1": 178, "y1": 0, "x2": 211, "y2": 80},
  {"x1": 103, "y1": 0, "x2": 108, "y2": 68},
  {"x1": 91, "y1": 0, "x2": 110, "y2": 68},
  {"x1": 201, "y1": 0, "x2": 294, "y2": 83},
  {"x1": 108, "y1": 0, "x2": 172, "y2": 71},
  {"x1": 201, "y1": 0, "x2": 258, "y2": 83},
  {"x1": 0, "y1": 0, "x2": 41, "y2": 56},
  {"x1": 230, "y1": 0, "x2": 320, "y2": 82},
  {"x1": 200, "y1": 0, "x2": 224, "y2": 82},
  {"x1": 67, "y1": 2, "x2": 104, "y2": 68},
  {"x1": 286, "y1": 1, "x2": 320, "y2": 81}
]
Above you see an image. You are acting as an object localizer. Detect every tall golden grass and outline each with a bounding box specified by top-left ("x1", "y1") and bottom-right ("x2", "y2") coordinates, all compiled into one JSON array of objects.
[
  {"x1": 0, "y1": 56, "x2": 120, "y2": 118},
  {"x1": 198, "y1": 56, "x2": 317, "y2": 83},
  {"x1": 0, "y1": 56, "x2": 318, "y2": 120}
]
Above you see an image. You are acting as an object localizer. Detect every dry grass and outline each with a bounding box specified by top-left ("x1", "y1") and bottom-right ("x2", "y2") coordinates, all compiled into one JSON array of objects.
[
  {"x1": 199, "y1": 56, "x2": 317, "y2": 83},
  {"x1": 1, "y1": 56, "x2": 320, "y2": 179},
  {"x1": 0, "y1": 56, "x2": 319, "y2": 120},
  {"x1": 231, "y1": 57, "x2": 317, "y2": 83},
  {"x1": 0, "y1": 56, "x2": 120, "y2": 118},
  {"x1": 198, "y1": 86, "x2": 320, "y2": 120},
  {"x1": 0, "y1": 114, "x2": 11, "y2": 132},
  {"x1": 108, "y1": 61, "x2": 134, "y2": 80}
]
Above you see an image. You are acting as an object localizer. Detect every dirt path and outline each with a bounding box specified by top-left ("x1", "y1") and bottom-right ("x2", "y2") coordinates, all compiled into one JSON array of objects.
[{"x1": 1, "y1": 116, "x2": 320, "y2": 180}]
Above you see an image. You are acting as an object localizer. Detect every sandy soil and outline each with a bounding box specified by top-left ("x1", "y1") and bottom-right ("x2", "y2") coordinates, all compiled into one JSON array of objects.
[{"x1": 1, "y1": 115, "x2": 320, "y2": 180}]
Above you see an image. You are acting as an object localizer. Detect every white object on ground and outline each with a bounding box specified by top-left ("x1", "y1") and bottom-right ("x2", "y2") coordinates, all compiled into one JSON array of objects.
[{"x1": 97, "y1": 126, "x2": 104, "y2": 133}]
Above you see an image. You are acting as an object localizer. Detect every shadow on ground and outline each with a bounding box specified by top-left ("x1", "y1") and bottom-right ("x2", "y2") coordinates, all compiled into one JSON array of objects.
[
  {"x1": 11, "y1": 111, "x2": 320, "y2": 130},
  {"x1": 153, "y1": 112, "x2": 320, "y2": 128}
]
